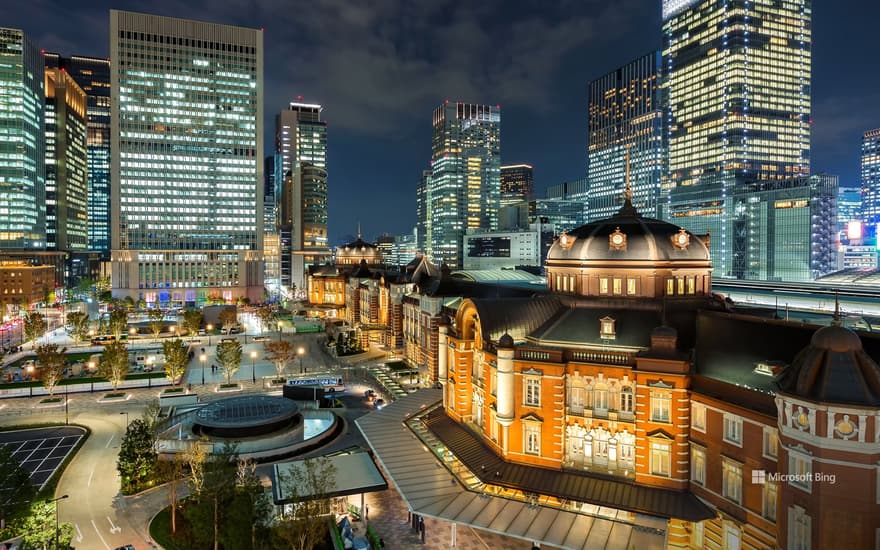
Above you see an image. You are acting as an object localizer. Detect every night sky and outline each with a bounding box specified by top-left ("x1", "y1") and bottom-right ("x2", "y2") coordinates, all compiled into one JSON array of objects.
[{"x1": 9, "y1": 0, "x2": 880, "y2": 245}]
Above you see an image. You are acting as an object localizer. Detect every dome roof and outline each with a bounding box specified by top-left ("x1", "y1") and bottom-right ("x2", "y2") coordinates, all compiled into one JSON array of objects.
[
  {"x1": 546, "y1": 202, "x2": 710, "y2": 265},
  {"x1": 777, "y1": 324, "x2": 880, "y2": 406},
  {"x1": 497, "y1": 332, "x2": 515, "y2": 348}
]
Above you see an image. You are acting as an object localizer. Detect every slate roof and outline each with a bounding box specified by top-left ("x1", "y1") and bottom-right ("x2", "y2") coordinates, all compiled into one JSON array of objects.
[
  {"x1": 470, "y1": 296, "x2": 562, "y2": 343},
  {"x1": 422, "y1": 409, "x2": 715, "y2": 522},
  {"x1": 528, "y1": 307, "x2": 662, "y2": 349}
]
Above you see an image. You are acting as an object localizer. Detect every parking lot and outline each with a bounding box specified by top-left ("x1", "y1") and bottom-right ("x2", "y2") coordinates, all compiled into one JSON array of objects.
[{"x1": 0, "y1": 426, "x2": 86, "y2": 489}]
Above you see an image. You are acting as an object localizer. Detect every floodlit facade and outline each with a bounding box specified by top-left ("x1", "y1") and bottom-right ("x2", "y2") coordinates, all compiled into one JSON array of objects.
[
  {"x1": 110, "y1": 10, "x2": 264, "y2": 305},
  {"x1": 45, "y1": 54, "x2": 111, "y2": 256},
  {"x1": 275, "y1": 102, "x2": 329, "y2": 296},
  {"x1": 462, "y1": 229, "x2": 540, "y2": 271},
  {"x1": 663, "y1": 0, "x2": 812, "y2": 277},
  {"x1": 587, "y1": 51, "x2": 664, "y2": 221},
  {"x1": 862, "y1": 128, "x2": 880, "y2": 226},
  {"x1": 44, "y1": 66, "x2": 88, "y2": 252},
  {"x1": 427, "y1": 102, "x2": 501, "y2": 269},
  {"x1": 500, "y1": 164, "x2": 533, "y2": 207},
  {"x1": 0, "y1": 28, "x2": 45, "y2": 250}
]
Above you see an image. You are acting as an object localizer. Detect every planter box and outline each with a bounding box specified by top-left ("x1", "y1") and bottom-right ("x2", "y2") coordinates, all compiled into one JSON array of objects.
[
  {"x1": 216, "y1": 384, "x2": 241, "y2": 393},
  {"x1": 162, "y1": 387, "x2": 185, "y2": 394},
  {"x1": 269, "y1": 378, "x2": 286, "y2": 387},
  {"x1": 100, "y1": 392, "x2": 129, "y2": 402},
  {"x1": 36, "y1": 398, "x2": 65, "y2": 408}
]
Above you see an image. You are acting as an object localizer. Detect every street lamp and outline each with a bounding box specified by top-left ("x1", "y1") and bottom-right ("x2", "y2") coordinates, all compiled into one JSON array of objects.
[
  {"x1": 297, "y1": 346, "x2": 305, "y2": 374},
  {"x1": 120, "y1": 411, "x2": 129, "y2": 429},
  {"x1": 200, "y1": 353, "x2": 207, "y2": 385},
  {"x1": 49, "y1": 494, "x2": 69, "y2": 549},
  {"x1": 250, "y1": 350, "x2": 257, "y2": 383},
  {"x1": 206, "y1": 324, "x2": 213, "y2": 346},
  {"x1": 129, "y1": 327, "x2": 137, "y2": 338}
]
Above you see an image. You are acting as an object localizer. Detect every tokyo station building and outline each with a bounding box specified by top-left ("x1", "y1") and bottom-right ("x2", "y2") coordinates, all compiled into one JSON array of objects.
[{"x1": 419, "y1": 197, "x2": 880, "y2": 549}]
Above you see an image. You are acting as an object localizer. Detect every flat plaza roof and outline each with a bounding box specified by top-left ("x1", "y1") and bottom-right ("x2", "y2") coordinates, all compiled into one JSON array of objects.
[
  {"x1": 356, "y1": 390, "x2": 668, "y2": 550},
  {"x1": 272, "y1": 451, "x2": 388, "y2": 505}
]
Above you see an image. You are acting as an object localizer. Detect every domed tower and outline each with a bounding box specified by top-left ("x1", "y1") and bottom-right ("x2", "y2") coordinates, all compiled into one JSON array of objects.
[
  {"x1": 545, "y1": 192, "x2": 712, "y2": 298},
  {"x1": 774, "y1": 322, "x2": 880, "y2": 550},
  {"x1": 335, "y1": 226, "x2": 383, "y2": 267}
]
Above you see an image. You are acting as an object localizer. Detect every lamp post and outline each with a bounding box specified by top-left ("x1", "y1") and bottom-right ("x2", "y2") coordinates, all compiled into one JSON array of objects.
[
  {"x1": 129, "y1": 327, "x2": 137, "y2": 339},
  {"x1": 49, "y1": 494, "x2": 69, "y2": 549},
  {"x1": 250, "y1": 350, "x2": 257, "y2": 383},
  {"x1": 297, "y1": 346, "x2": 305, "y2": 374},
  {"x1": 200, "y1": 353, "x2": 207, "y2": 385},
  {"x1": 64, "y1": 382, "x2": 69, "y2": 425},
  {"x1": 120, "y1": 411, "x2": 129, "y2": 429},
  {"x1": 206, "y1": 324, "x2": 213, "y2": 346}
]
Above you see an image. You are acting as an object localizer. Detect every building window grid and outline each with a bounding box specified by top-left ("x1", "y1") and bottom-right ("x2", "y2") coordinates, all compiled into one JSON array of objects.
[
  {"x1": 650, "y1": 440, "x2": 671, "y2": 477},
  {"x1": 723, "y1": 414, "x2": 743, "y2": 445},
  {"x1": 722, "y1": 460, "x2": 742, "y2": 504},
  {"x1": 651, "y1": 390, "x2": 671, "y2": 423},
  {"x1": 524, "y1": 377, "x2": 540, "y2": 407}
]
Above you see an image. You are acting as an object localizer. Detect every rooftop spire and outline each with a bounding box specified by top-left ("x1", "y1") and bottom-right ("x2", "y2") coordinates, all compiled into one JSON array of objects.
[
  {"x1": 357, "y1": 222, "x2": 361, "y2": 239},
  {"x1": 616, "y1": 147, "x2": 639, "y2": 217}
]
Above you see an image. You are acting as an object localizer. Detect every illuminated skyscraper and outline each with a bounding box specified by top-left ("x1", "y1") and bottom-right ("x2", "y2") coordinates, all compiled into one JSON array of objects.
[
  {"x1": 274, "y1": 102, "x2": 328, "y2": 296},
  {"x1": 862, "y1": 128, "x2": 880, "y2": 226},
  {"x1": 663, "y1": 0, "x2": 812, "y2": 277},
  {"x1": 0, "y1": 28, "x2": 45, "y2": 250},
  {"x1": 110, "y1": 10, "x2": 264, "y2": 305},
  {"x1": 500, "y1": 164, "x2": 533, "y2": 207},
  {"x1": 428, "y1": 102, "x2": 501, "y2": 268},
  {"x1": 44, "y1": 67, "x2": 88, "y2": 252},
  {"x1": 416, "y1": 168, "x2": 430, "y2": 253},
  {"x1": 587, "y1": 51, "x2": 664, "y2": 221},
  {"x1": 45, "y1": 54, "x2": 111, "y2": 256}
]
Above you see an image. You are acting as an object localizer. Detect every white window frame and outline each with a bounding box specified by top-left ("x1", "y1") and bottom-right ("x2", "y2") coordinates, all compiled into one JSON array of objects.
[
  {"x1": 722, "y1": 459, "x2": 742, "y2": 504},
  {"x1": 691, "y1": 445, "x2": 706, "y2": 485},
  {"x1": 762, "y1": 480, "x2": 777, "y2": 521},
  {"x1": 723, "y1": 413, "x2": 743, "y2": 446},
  {"x1": 524, "y1": 423, "x2": 541, "y2": 455},
  {"x1": 650, "y1": 440, "x2": 671, "y2": 477},
  {"x1": 619, "y1": 386, "x2": 634, "y2": 414},
  {"x1": 788, "y1": 451, "x2": 812, "y2": 493},
  {"x1": 724, "y1": 524, "x2": 741, "y2": 550},
  {"x1": 763, "y1": 427, "x2": 779, "y2": 460},
  {"x1": 524, "y1": 376, "x2": 541, "y2": 407},
  {"x1": 692, "y1": 402, "x2": 706, "y2": 432},
  {"x1": 651, "y1": 390, "x2": 671, "y2": 423},
  {"x1": 788, "y1": 505, "x2": 811, "y2": 550}
]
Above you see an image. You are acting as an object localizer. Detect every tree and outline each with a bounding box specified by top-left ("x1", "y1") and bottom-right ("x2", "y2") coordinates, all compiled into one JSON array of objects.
[
  {"x1": 255, "y1": 306, "x2": 277, "y2": 335},
  {"x1": 16, "y1": 499, "x2": 74, "y2": 550},
  {"x1": 65, "y1": 311, "x2": 90, "y2": 343},
  {"x1": 183, "y1": 309, "x2": 203, "y2": 339},
  {"x1": 263, "y1": 340, "x2": 295, "y2": 378},
  {"x1": 23, "y1": 312, "x2": 47, "y2": 346},
  {"x1": 274, "y1": 456, "x2": 337, "y2": 550},
  {"x1": 117, "y1": 418, "x2": 158, "y2": 494},
  {"x1": 156, "y1": 454, "x2": 186, "y2": 535},
  {"x1": 35, "y1": 344, "x2": 67, "y2": 397},
  {"x1": 148, "y1": 308, "x2": 166, "y2": 338},
  {"x1": 99, "y1": 340, "x2": 129, "y2": 390},
  {"x1": 184, "y1": 437, "x2": 209, "y2": 496},
  {"x1": 216, "y1": 339, "x2": 242, "y2": 384},
  {"x1": 218, "y1": 307, "x2": 237, "y2": 334},
  {"x1": 223, "y1": 458, "x2": 272, "y2": 550},
  {"x1": 162, "y1": 338, "x2": 188, "y2": 386},
  {"x1": 142, "y1": 398, "x2": 162, "y2": 432},
  {"x1": 75, "y1": 277, "x2": 94, "y2": 300},
  {"x1": 108, "y1": 307, "x2": 128, "y2": 339},
  {"x1": 0, "y1": 445, "x2": 35, "y2": 530}
]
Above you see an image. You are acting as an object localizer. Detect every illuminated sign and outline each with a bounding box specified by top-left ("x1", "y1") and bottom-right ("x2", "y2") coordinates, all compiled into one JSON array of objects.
[{"x1": 847, "y1": 220, "x2": 862, "y2": 240}]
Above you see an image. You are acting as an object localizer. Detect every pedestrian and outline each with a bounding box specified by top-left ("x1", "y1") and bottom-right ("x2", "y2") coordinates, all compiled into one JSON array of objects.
[{"x1": 379, "y1": 538, "x2": 384, "y2": 549}]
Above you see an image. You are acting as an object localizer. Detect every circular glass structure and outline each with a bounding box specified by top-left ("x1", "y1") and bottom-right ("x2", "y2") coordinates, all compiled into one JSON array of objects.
[{"x1": 193, "y1": 395, "x2": 301, "y2": 438}]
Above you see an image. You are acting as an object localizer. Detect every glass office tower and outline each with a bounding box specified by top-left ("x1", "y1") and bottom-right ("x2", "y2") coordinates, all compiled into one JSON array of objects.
[
  {"x1": 110, "y1": 10, "x2": 264, "y2": 305},
  {"x1": 45, "y1": 55, "x2": 111, "y2": 256},
  {"x1": 500, "y1": 164, "x2": 533, "y2": 207},
  {"x1": 428, "y1": 102, "x2": 501, "y2": 269},
  {"x1": 0, "y1": 28, "x2": 45, "y2": 250},
  {"x1": 663, "y1": 0, "x2": 811, "y2": 277},
  {"x1": 274, "y1": 102, "x2": 328, "y2": 297},
  {"x1": 587, "y1": 51, "x2": 664, "y2": 221},
  {"x1": 44, "y1": 67, "x2": 88, "y2": 252},
  {"x1": 862, "y1": 128, "x2": 880, "y2": 226}
]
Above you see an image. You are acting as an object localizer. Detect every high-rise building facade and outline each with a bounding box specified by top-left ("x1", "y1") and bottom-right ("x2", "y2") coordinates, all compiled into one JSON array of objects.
[
  {"x1": 862, "y1": 128, "x2": 880, "y2": 226},
  {"x1": 663, "y1": 0, "x2": 812, "y2": 277},
  {"x1": 837, "y1": 186, "x2": 862, "y2": 231},
  {"x1": 587, "y1": 51, "x2": 664, "y2": 221},
  {"x1": 427, "y1": 102, "x2": 501, "y2": 268},
  {"x1": 110, "y1": 10, "x2": 264, "y2": 305},
  {"x1": 263, "y1": 155, "x2": 276, "y2": 229},
  {"x1": 500, "y1": 164, "x2": 533, "y2": 207},
  {"x1": 275, "y1": 102, "x2": 329, "y2": 297},
  {"x1": 46, "y1": 54, "x2": 111, "y2": 256},
  {"x1": 730, "y1": 174, "x2": 837, "y2": 281},
  {"x1": 44, "y1": 67, "x2": 88, "y2": 252},
  {"x1": 416, "y1": 169, "x2": 430, "y2": 254},
  {"x1": 0, "y1": 28, "x2": 45, "y2": 250}
]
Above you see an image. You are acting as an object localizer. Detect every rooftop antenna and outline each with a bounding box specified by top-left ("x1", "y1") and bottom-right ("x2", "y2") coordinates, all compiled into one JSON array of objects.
[{"x1": 357, "y1": 222, "x2": 361, "y2": 239}]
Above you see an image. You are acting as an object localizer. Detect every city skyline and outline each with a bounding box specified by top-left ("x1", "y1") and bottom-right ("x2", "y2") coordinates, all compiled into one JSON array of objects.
[{"x1": 5, "y1": 0, "x2": 880, "y2": 245}]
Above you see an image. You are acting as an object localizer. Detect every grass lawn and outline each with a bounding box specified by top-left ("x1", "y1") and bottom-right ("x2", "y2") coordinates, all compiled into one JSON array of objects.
[{"x1": 149, "y1": 507, "x2": 188, "y2": 550}]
